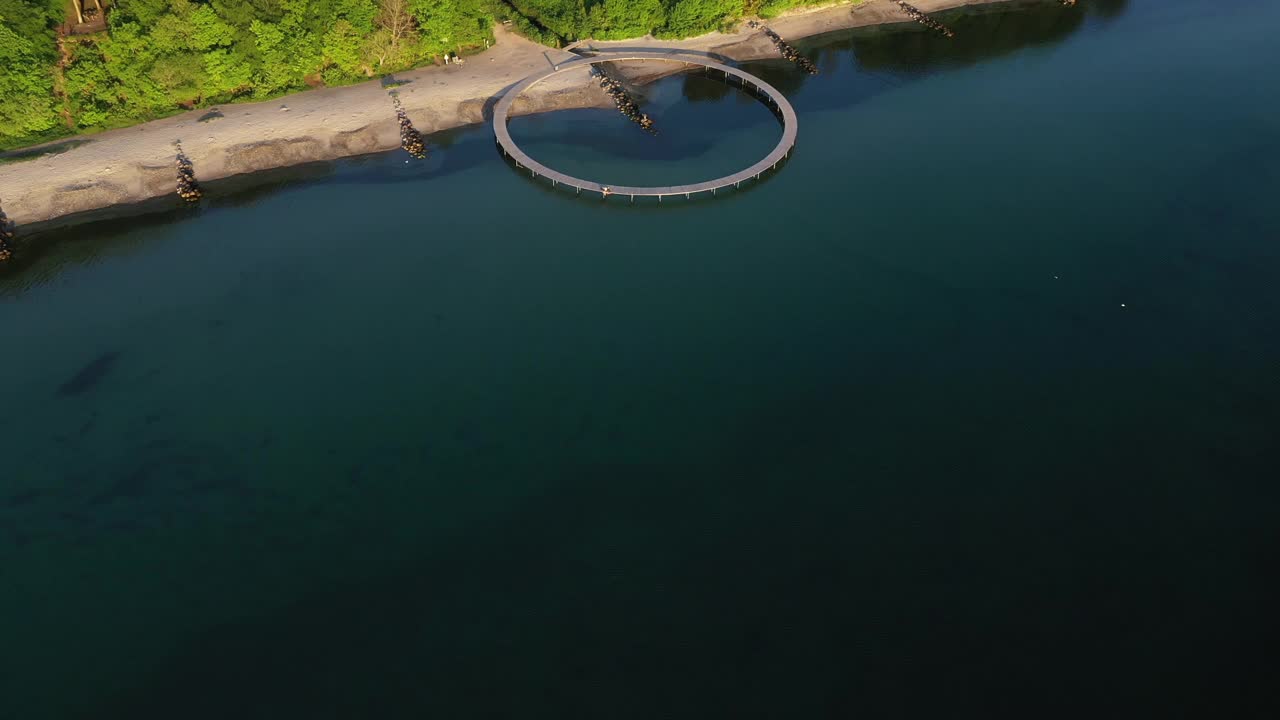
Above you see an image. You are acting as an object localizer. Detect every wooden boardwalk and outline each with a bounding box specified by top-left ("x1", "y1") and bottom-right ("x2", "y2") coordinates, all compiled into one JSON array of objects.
[{"x1": 492, "y1": 52, "x2": 798, "y2": 201}]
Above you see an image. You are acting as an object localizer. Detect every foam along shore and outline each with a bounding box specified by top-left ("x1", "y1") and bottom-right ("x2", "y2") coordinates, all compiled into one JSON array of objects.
[{"x1": 0, "y1": 0, "x2": 1038, "y2": 227}]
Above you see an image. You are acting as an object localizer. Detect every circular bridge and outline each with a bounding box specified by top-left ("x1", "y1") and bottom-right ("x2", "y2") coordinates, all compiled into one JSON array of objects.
[{"x1": 492, "y1": 52, "x2": 798, "y2": 201}]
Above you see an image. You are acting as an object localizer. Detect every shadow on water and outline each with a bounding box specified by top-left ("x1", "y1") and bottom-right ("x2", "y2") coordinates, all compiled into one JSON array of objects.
[
  {"x1": 499, "y1": 144, "x2": 795, "y2": 209},
  {"x1": 0, "y1": 204, "x2": 191, "y2": 294},
  {"x1": 0, "y1": 162, "x2": 329, "y2": 295},
  {"x1": 512, "y1": 111, "x2": 722, "y2": 164},
  {"x1": 1090, "y1": 0, "x2": 1130, "y2": 19},
  {"x1": 683, "y1": 72, "x2": 734, "y2": 104},
  {"x1": 56, "y1": 351, "x2": 119, "y2": 397},
  {"x1": 0, "y1": 0, "x2": 1128, "y2": 292},
  {"x1": 512, "y1": 74, "x2": 778, "y2": 168},
  {"x1": 0, "y1": 130, "x2": 500, "y2": 295},
  {"x1": 744, "y1": 0, "x2": 1127, "y2": 102}
]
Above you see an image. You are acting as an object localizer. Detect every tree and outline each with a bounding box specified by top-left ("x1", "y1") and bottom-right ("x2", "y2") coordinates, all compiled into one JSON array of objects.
[
  {"x1": 249, "y1": 19, "x2": 296, "y2": 93},
  {"x1": 202, "y1": 48, "x2": 255, "y2": 95},
  {"x1": 506, "y1": 0, "x2": 584, "y2": 42},
  {"x1": 322, "y1": 20, "x2": 366, "y2": 77},
  {"x1": 659, "y1": 0, "x2": 741, "y2": 38},
  {"x1": 371, "y1": 0, "x2": 417, "y2": 67},
  {"x1": 598, "y1": 0, "x2": 665, "y2": 39},
  {"x1": 191, "y1": 5, "x2": 237, "y2": 49},
  {"x1": 151, "y1": 53, "x2": 206, "y2": 102},
  {"x1": 411, "y1": 0, "x2": 490, "y2": 58},
  {"x1": 0, "y1": 17, "x2": 59, "y2": 140}
]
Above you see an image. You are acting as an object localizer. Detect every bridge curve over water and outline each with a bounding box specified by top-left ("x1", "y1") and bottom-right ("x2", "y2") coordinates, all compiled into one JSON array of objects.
[{"x1": 492, "y1": 52, "x2": 798, "y2": 201}]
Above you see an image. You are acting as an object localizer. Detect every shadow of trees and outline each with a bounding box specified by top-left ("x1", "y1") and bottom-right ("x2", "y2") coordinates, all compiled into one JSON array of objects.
[{"x1": 741, "y1": 0, "x2": 1129, "y2": 99}]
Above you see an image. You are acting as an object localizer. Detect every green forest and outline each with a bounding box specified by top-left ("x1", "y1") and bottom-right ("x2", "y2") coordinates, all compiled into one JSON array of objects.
[{"x1": 0, "y1": 0, "x2": 826, "y2": 150}]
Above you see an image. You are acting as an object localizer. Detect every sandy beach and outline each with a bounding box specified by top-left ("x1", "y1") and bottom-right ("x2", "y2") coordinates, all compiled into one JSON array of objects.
[{"x1": 0, "y1": 0, "x2": 1028, "y2": 227}]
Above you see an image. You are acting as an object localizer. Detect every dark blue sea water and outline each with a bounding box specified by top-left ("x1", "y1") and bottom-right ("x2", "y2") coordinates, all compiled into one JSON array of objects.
[{"x1": 3, "y1": 0, "x2": 1279, "y2": 717}]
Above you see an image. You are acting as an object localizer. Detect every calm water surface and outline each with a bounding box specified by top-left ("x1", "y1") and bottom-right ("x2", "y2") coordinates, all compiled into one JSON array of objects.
[{"x1": 3, "y1": 0, "x2": 1279, "y2": 717}]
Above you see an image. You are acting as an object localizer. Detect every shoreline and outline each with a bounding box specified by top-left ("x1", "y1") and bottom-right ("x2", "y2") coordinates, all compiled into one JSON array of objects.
[{"x1": 0, "y1": 0, "x2": 1044, "y2": 229}]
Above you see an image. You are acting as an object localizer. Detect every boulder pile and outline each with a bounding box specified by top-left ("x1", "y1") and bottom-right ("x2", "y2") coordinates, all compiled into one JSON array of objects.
[
  {"x1": 594, "y1": 69, "x2": 656, "y2": 133},
  {"x1": 894, "y1": 1, "x2": 956, "y2": 38},
  {"x1": 0, "y1": 202, "x2": 13, "y2": 262},
  {"x1": 760, "y1": 25, "x2": 819, "y2": 75},
  {"x1": 391, "y1": 93, "x2": 428, "y2": 159},
  {"x1": 174, "y1": 145, "x2": 201, "y2": 202}
]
